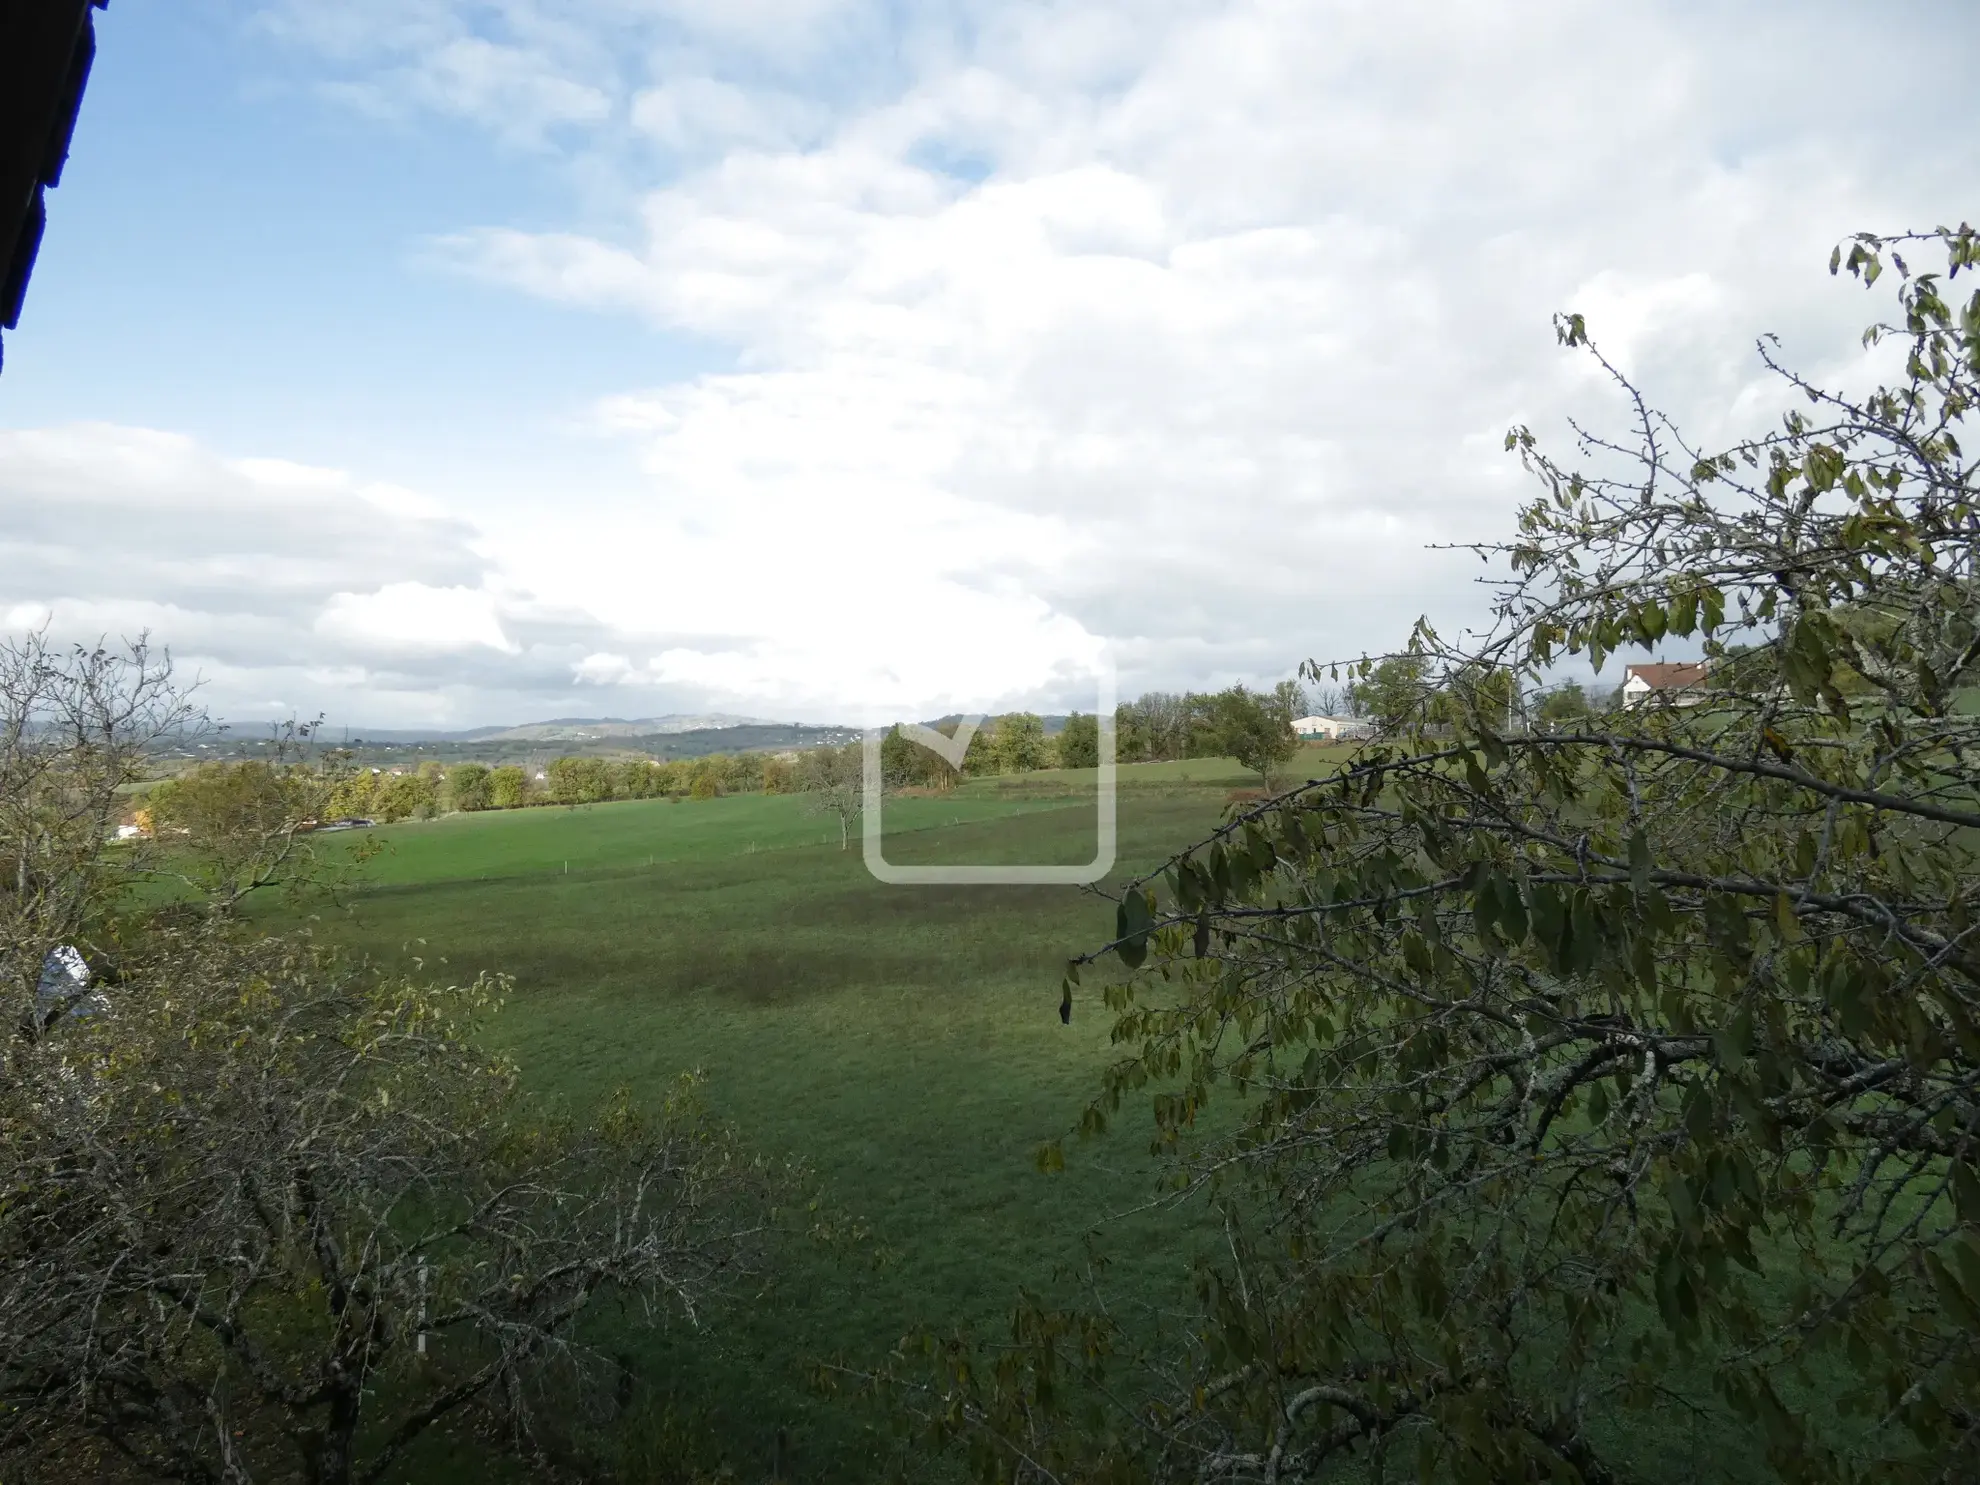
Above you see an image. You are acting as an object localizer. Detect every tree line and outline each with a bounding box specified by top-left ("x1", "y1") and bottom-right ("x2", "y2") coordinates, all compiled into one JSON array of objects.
[{"x1": 135, "y1": 682, "x2": 1338, "y2": 832}]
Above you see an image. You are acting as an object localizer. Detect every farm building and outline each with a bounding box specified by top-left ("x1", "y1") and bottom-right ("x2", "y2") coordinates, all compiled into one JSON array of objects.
[
  {"x1": 1620, "y1": 661, "x2": 1709, "y2": 708},
  {"x1": 1293, "y1": 715, "x2": 1374, "y2": 740}
]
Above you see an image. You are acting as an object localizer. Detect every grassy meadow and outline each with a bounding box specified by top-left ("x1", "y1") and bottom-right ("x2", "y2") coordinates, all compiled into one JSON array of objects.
[
  {"x1": 247, "y1": 739, "x2": 1820, "y2": 1484},
  {"x1": 286, "y1": 751, "x2": 1301, "y2": 1480}
]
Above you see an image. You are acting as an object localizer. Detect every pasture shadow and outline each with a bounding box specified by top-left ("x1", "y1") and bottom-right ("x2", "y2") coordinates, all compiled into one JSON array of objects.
[
  {"x1": 554, "y1": 940, "x2": 931, "y2": 1008},
  {"x1": 399, "y1": 918, "x2": 1075, "y2": 1010},
  {"x1": 782, "y1": 881, "x2": 1086, "y2": 930}
]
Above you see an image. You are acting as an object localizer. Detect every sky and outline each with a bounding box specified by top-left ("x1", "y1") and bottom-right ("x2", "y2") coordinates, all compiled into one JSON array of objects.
[{"x1": 2, "y1": 0, "x2": 1976, "y2": 730}]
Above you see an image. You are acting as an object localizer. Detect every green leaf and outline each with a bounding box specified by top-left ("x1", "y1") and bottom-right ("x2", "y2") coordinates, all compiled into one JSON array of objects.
[
  {"x1": 1924, "y1": 1250, "x2": 1980, "y2": 1329},
  {"x1": 1667, "y1": 1172, "x2": 1700, "y2": 1239},
  {"x1": 1772, "y1": 892, "x2": 1802, "y2": 942},
  {"x1": 1700, "y1": 586, "x2": 1725, "y2": 633},
  {"x1": 1244, "y1": 825, "x2": 1277, "y2": 875},
  {"x1": 1462, "y1": 749, "x2": 1490, "y2": 795},
  {"x1": 1116, "y1": 888, "x2": 1153, "y2": 969},
  {"x1": 1525, "y1": 881, "x2": 1565, "y2": 966},
  {"x1": 1822, "y1": 953, "x2": 1872, "y2": 1036},
  {"x1": 1669, "y1": 589, "x2": 1698, "y2": 635},
  {"x1": 1715, "y1": 1004, "x2": 1754, "y2": 1068},
  {"x1": 1175, "y1": 859, "x2": 1202, "y2": 913},
  {"x1": 1655, "y1": 1244, "x2": 1684, "y2": 1329},
  {"x1": 1496, "y1": 873, "x2": 1529, "y2": 946},
  {"x1": 1402, "y1": 931, "x2": 1433, "y2": 975},
  {"x1": 1953, "y1": 1161, "x2": 1980, "y2": 1227},
  {"x1": 1472, "y1": 868, "x2": 1506, "y2": 949},
  {"x1": 1587, "y1": 1078, "x2": 1611, "y2": 1127},
  {"x1": 1704, "y1": 895, "x2": 1752, "y2": 958},
  {"x1": 1208, "y1": 843, "x2": 1232, "y2": 898},
  {"x1": 1805, "y1": 443, "x2": 1844, "y2": 492}
]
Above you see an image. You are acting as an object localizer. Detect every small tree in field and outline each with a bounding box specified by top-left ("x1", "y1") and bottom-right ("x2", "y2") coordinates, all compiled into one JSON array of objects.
[
  {"x1": 1207, "y1": 683, "x2": 1299, "y2": 789},
  {"x1": 1347, "y1": 650, "x2": 1433, "y2": 732},
  {"x1": 801, "y1": 743, "x2": 864, "y2": 849},
  {"x1": 1, "y1": 633, "x2": 194, "y2": 1019},
  {"x1": 487, "y1": 764, "x2": 530, "y2": 808},
  {"x1": 1537, "y1": 677, "x2": 1593, "y2": 726},
  {"x1": 374, "y1": 767, "x2": 438, "y2": 821},
  {"x1": 896, "y1": 227, "x2": 1980, "y2": 1485},
  {"x1": 446, "y1": 761, "x2": 492, "y2": 811},
  {"x1": 1058, "y1": 712, "x2": 1101, "y2": 770},
  {"x1": 993, "y1": 712, "x2": 1050, "y2": 773},
  {"x1": 138, "y1": 721, "x2": 388, "y2": 909}
]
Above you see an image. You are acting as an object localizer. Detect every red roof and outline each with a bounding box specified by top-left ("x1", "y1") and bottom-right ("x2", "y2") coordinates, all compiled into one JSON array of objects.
[{"x1": 1624, "y1": 661, "x2": 1708, "y2": 689}]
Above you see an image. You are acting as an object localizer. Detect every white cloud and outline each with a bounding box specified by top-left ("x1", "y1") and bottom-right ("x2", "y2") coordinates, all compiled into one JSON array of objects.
[
  {"x1": 1561, "y1": 271, "x2": 1732, "y2": 379},
  {"x1": 42, "y1": 0, "x2": 1980, "y2": 724},
  {"x1": 0, "y1": 424, "x2": 483, "y2": 612},
  {"x1": 257, "y1": 0, "x2": 623, "y2": 145},
  {"x1": 630, "y1": 77, "x2": 823, "y2": 157},
  {"x1": 574, "y1": 650, "x2": 638, "y2": 684},
  {"x1": 431, "y1": 0, "x2": 1969, "y2": 706},
  {"x1": 316, "y1": 583, "x2": 520, "y2": 654},
  {"x1": 422, "y1": 36, "x2": 610, "y2": 131},
  {"x1": 0, "y1": 425, "x2": 644, "y2": 726}
]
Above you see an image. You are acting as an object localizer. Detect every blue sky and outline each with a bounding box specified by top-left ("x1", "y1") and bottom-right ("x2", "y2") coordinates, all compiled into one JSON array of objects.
[
  {"x1": 3, "y1": 0, "x2": 1976, "y2": 728},
  {"x1": 5, "y1": 1, "x2": 696, "y2": 490}
]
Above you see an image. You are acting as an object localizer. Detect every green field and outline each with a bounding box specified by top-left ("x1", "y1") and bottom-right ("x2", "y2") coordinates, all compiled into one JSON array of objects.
[
  {"x1": 297, "y1": 757, "x2": 1299, "y2": 1480},
  {"x1": 260, "y1": 739, "x2": 1838, "y2": 1482}
]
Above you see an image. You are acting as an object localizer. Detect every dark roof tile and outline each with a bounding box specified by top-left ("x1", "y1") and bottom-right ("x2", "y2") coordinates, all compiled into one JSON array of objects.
[{"x1": 0, "y1": 0, "x2": 108, "y2": 375}]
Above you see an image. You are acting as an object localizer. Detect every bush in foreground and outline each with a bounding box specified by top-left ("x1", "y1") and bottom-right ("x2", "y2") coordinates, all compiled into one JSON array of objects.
[
  {"x1": 1, "y1": 637, "x2": 780, "y2": 1485},
  {"x1": 886, "y1": 227, "x2": 1980, "y2": 1483}
]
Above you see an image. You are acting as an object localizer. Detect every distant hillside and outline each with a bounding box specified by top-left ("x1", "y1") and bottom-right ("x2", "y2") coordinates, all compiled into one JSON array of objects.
[
  {"x1": 158, "y1": 709, "x2": 1090, "y2": 771},
  {"x1": 923, "y1": 713, "x2": 1074, "y2": 734},
  {"x1": 149, "y1": 720, "x2": 863, "y2": 771},
  {"x1": 325, "y1": 714, "x2": 779, "y2": 745},
  {"x1": 487, "y1": 714, "x2": 778, "y2": 741}
]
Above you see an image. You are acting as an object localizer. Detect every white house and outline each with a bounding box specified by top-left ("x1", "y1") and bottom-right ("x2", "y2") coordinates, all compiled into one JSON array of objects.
[
  {"x1": 1621, "y1": 661, "x2": 1710, "y2": 709},
  {"x1": 1294, "y1": 715, "x2": 1374, "y2": 741}
]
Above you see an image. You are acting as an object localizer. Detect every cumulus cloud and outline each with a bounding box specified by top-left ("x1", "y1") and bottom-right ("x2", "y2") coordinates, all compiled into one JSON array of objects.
[
  {"x1": 0, "y1": 424, "x2": 482, "y2": 627},
  {"x1": 630, "y1": 77, "x2": 825, "y2": 158},
  {"x1": 0, "y1": 425, "x2": 712, "y2": 726},
  {"x1": 46, "y1": 0, "x2": 1980, "y2": 723},
  {"x1": 255, "y1": 0, "x2": 621, "y2": 146},
  {"x1": 409, "y1": 0, "x2": 1978, "y2": 709},
  {"x1": 315, "y1": 583, "x2": 520, "y2": 655},
  {"x1": 572, "y1": 651, "x2": 639, "y2": 685}
]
